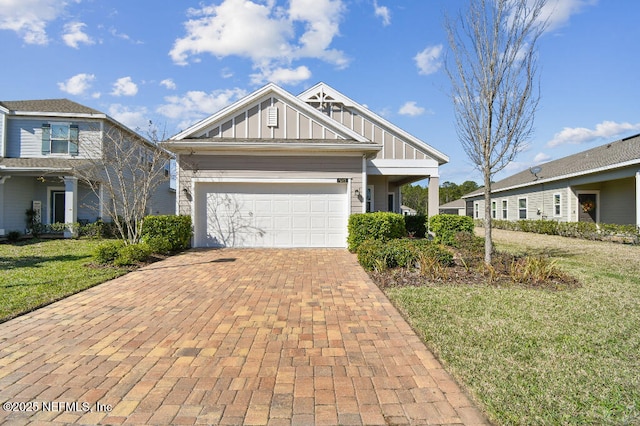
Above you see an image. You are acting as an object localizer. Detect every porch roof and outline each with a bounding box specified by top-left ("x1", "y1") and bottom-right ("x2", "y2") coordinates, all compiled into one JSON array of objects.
[{"x1": 0, "y1": 158, "x2": 91, "y2": 174}]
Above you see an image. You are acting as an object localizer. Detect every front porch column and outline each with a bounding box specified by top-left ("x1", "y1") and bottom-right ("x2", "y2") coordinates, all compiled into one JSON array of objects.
[
  {"x1": 636, "y1": 170, "x2": 640, "y2": 228},
  {"x1": 428, "y1": 176, "x2": 439, "y2": 219},
  {"x1": 63, "y1": 176, "x2": 78, "y2": 238}
]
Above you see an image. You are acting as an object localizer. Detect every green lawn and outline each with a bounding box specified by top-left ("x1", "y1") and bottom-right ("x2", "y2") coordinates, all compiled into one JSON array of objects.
[
  {"x1": 386, "y1": 229, "x2": 640, "y2": 425},
  {"x1": 0, "y1": 238, "x2": 128, "y2": 322}
]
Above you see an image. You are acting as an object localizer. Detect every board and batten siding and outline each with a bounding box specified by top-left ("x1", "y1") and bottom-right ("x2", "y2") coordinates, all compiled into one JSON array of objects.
[
  {"x1": 178, "y1": 155, "x2": 363, "y2": 217},
  {"x1": 5, "y1": 118, "x2": 102, "y2": 159},
  {"x1": 197, "y1": 96, "x2": 342, "y2": 141},
  {"x1": 326, "y1": 104, "x2": 429, "y2": 161}
]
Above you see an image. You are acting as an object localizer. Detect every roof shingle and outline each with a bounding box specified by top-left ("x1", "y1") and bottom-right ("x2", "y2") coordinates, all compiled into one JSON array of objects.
[{"x1": 0, "y1": 99, "x2": 103, "y2": 115}]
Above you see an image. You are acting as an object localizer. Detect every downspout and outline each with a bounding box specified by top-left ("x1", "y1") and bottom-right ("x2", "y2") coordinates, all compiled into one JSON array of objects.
[{"x1": 636, "y1": 170, "x2": 640, "y2": 229}]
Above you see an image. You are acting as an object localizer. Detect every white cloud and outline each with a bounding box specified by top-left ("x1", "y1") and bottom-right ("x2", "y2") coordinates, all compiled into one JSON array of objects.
[
  {"x1": 537, "y1": 0, "x2": 597, "y2": 32},
  {"x1": 111, "y1": 77, "x2": 139, "y2": 97},
  {"x1": 160, "y1": 79, "x2": 177, "y2": 90},
  {"x1": 169, "y1": 0, "x2": 347, "y2": 84},
  {"x1": 414, "y1": 44, "x2": 443, "y2": 75},
  {"x1": 108, "y1": 104, "x2": 149, "y2": 132},
  {"x1": 157, "y1": 88, "x2": 248, "y2": 130},
  {"x1": 373, "y1": 0, "x2": 390, "y2": 26},
  {"x1": 58, "y1": 73, "x2": 96, "y2": 95},
  {"x1": 250, "y1": 65, "x2": 311, "y2": 85},
  {"x1": 398, "y1": 101, "x2": 425, "y2": 117},
  {"x1": 547, "y1": 121, "x2": 640, "y2": 147},
  {"x1": 0, "y1": 0, "x2": 61, "y2": 45},
  {"x1": 62, "y1": 22, "x2": 94, "y2": 49},
  {"x1": 533, "y1": 152, "x2": 551, "y2": 163}
]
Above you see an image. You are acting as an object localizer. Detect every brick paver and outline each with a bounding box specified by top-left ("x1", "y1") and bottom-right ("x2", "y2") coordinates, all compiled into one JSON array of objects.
[{"x1": 0, "y1": 249, "x2": 489, "y2": 425}]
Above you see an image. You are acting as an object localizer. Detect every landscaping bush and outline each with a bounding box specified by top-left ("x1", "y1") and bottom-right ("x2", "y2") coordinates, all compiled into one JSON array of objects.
[
  {"x1": 357, "y1": 238, "x2": 453, "y2": 271},
  {"x1": 93, "y1": 240, "x2": 125, "y2": 264},
  {"x1": 6, "y1": 231, "x2": 22, "y2": 243},
  {"x1": 113, "y1": 243, "x2": 153, "y2": 267},
  {"x1": 141, "y1": 215, "x2": 192, "y2": 252},
  {"x1": 429, "y1": 214, "x2": 475, "y2": 245},
  {"x1": 486, "y1": 219, "x2": 640, "y2": 244},
  {"x1": 404, "y1": 215, "x2": 427, "y2": 238},
  {"x1": 347, "y1": 212, "x2": 406, "y2": 252},
  {"x1": 145, "y1": 236, "x2": 173, "y2": 255},
  {"x1": 79, "y1": 220, "x2": 117, "y2": 239}
]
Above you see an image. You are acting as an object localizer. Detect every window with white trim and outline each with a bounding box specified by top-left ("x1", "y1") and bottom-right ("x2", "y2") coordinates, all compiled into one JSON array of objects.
[
  {"x1": 474, "y1": 202, "x2": 479, "y2": 219},
  {"x1": 491, "y1": 201, "x2": 497, "y2": 219},
  {"x1": 554, "y1": 193, "x2": 561, "y2": 216},
  {"x1": 518, "y1": 198, "x2": 527, "y2": 219},
  {"x1": 41, "y1": 123, "x2": 79, "y2": 155},
  {"x1": 502, "y1": 200, "x2": 508, "y2": 219}
]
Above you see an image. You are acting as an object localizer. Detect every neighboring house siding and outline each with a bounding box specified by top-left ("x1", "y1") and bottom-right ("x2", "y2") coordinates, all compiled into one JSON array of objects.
[
  {"x1": 3, "y1": 177, "x2": 36, "y2": 232},
  {"x1": 6, "y1": 118, "x2": 102, "y2": 159},
  {"x1": 329, "y1": 106, "x2": 428, "y2": 161},
  {"x1": 178, "y1": 154, "x2": 362, "y2": 217},
  {"x1": 150, "y1": 183, "x2": 176, "y2": 215},
  {"x1": 0, "y1": 110, "x2": 5, "y2": 156}
]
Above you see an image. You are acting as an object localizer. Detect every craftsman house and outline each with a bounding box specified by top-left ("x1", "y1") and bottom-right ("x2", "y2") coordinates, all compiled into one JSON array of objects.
[{"x1": 164, "y1": 82, "x2": 448, "y2": 248}]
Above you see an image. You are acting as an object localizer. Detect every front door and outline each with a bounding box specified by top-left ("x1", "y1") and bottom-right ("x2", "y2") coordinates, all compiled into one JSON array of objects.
[
  {"x1": 578, "y1": 193, "x2": 597, "y2": 223},
  {"x1": 51, "y1": 191, "x2": 65, "y2": 223}
]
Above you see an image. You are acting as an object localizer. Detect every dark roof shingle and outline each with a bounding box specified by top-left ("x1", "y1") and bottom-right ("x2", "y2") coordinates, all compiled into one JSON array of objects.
[{"x1": 0, "y1": 99, "x2": 103, "y2": 115}]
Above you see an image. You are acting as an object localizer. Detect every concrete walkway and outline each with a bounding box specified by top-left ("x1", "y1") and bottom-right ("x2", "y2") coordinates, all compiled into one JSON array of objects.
[{"x1": 0, "y1": 249, "x2": 488, "y2": 425}]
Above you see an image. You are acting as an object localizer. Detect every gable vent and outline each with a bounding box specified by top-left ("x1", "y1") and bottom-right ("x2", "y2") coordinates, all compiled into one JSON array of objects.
[{"x1": 267, "y1": 106, "x2": 278, "y2": 127}]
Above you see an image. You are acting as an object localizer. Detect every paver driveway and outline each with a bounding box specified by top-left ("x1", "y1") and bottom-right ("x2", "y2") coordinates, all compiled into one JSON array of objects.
[{"x1": 0, "y1": 249, "x2": 488, "y2": 425}]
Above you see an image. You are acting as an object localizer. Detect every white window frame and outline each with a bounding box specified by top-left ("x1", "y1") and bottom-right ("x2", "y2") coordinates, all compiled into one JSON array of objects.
[
  {"x1": 518, "y1": 197, "x2": 528, "y2": 220},
  {"x1": 366, "y1": 185, "x2": 374, "y2": 212},
  {"x1": 501, "y1": 199, "x2": 508, "y2": 220},
  {"x1": 474, "y1": 201, "x2": 480, "y2": 219},
  {"x1": 553, "y1": 193, "x2": 562, "y2": 217},
  {"x1": 491, "y1": 201, "x2": 497, "y2": 219},
  {"x1": 50, "y1": 122, "x2": 71, "y2": 154}
]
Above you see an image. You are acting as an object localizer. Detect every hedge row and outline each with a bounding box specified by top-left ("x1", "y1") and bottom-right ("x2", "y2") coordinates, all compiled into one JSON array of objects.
[
  {"x1": 356, "y1": 238, "x2": 454, "y2": 271},
  {"x1": 480, "y1": 219, "x2": 640, "y2": 244},
  {"x1": 429, "y1": 214, "x2": 475, "y2": 245},
  {"x1": 348, "y1": 212, "x2": 407, "y2": 251}
]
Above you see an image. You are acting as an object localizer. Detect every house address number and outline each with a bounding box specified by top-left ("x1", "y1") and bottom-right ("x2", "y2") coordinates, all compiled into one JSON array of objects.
[{"x1": 337, "y1": 178, "x2": 348, "y2": 183}]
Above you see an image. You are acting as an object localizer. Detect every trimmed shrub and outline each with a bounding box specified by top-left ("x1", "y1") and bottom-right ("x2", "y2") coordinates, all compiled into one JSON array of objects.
[
  {"x1": 347, "y1": 212, "x2": 406, "y2": 252},
  {"x1": 404, "y1": 215, "x2": 427, "y2": 238},
  {"x1": 356, "y1": 238, "x2": 453, "y2": 271},
  {"x1": 94, "y1": 240, "x2": 125, "y2": 264},
  {"x1": 114, "y1": 243, "x2": 153, "y2": 266},
  {"x1": 6, "y1": 231, "x2": 22, "y2": 243},
  {"x1": 141, "y1": 215, "x2": 192, "y2": 252},
  {"x1": 145, "y1": 236, "x2": 173, "y2": 255},
  {"x1": 429, "y1": 214, "x2": 475, "y2": 245}
]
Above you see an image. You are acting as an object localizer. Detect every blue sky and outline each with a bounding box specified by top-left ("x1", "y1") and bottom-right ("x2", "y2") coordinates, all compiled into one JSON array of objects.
[{"x1": 2, "y1": 0, "x2": 639, "y2": 185}]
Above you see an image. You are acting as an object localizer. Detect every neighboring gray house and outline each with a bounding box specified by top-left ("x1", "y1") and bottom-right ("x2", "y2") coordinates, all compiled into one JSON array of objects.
[
  {"x1": 0, "y1": 99, "x2": 175, "y2": 237},
  {"x1": 163, "y1": 82, "x2": 449, "y2": 248},
  {"x1": 439, "y1": 198, "x2": 467, "y2": 216},
  {"x1": 463, "y1": 133, "x2": 640, "y2": 227}
]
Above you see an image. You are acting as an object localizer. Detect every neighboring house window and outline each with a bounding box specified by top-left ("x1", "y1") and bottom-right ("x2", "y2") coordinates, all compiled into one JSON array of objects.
[
  {"x1": 502, "y1": 200, "x2": 508, "y2": 219},
  {"x1": 41, "y1": 123, "x2": 79, "y2": 156},
  {"x1": 474, "y1": 202, "x2": 479, "y2": 219},
  {"x1": 554, "y1": 193, "x2": 561, "y2": 216},
  {"x1": 491, "y1": 201, "x2": 497, "y2": 219},
  {"x1": 518, "y1": 198, "x2": 527, "y2": 219}
]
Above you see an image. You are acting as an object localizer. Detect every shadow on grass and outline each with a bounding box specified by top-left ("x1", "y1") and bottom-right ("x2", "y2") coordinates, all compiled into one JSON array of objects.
[{"x1": 0, "y1": 254, "x2": 89, "y2": 271}]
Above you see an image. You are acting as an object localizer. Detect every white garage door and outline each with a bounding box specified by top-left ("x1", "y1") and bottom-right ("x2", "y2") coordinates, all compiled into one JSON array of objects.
[{"x1": 195, "y1": 182, "x2": 348, "y2": 248}]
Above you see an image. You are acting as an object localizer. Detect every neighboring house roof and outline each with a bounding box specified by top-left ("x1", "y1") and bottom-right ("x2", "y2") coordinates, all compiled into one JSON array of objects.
[
  {"x1": 0, "y1": 99, "x2": 104, "y2": 116},
  {"x1": 439, "y1": 199, "x2": 466, "y2": 209},
  {"x1": 463, "y1": 133, "x2": 640, "y2": 198},
  {"x1": 0, "y1": 157, "x2": 91, "y2": 172},
  {"x1": 299, "y1": 82, "x2": 449, "y2": 165}
]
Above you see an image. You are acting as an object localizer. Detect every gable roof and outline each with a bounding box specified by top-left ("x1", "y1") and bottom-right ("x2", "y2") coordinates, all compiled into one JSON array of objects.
[
  {"x1": 0, "y1": 99, "x2": 104, "y2": 116},
  {"x1": 299, "y1": 82, "x2": 449, "y2": 165},
  {"x1": 463, "y1": 133, "x2": 640, "y2": 198},
  {"x1": 439, "y1": 199, "x2": 466, "y2": 209},
  {"x1": 170, "y1": 83, "x2": 369, "y2": 143}
]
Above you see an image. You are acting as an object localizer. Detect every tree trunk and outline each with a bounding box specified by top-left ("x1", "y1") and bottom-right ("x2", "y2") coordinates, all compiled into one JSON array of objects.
[{"x1": 483, "y1": 167, "x2": 493, "y2": 265}]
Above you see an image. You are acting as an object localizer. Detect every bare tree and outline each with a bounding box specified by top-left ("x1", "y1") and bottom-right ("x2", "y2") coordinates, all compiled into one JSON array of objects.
[
  {"x1": 445, "y1": 0, "x2": 547, "y2": 264},
  {"x1": 74, "y1": 122, "x2": 171, "y2": 244}
]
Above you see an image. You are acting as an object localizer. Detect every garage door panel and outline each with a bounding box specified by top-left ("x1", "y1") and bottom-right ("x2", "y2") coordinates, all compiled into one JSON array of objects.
[{"x1": 197, "y1": 182, "x2": 347, "y2": 248}]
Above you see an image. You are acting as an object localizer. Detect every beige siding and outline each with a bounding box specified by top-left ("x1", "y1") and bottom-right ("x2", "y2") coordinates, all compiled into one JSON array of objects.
[
  {"x1": 598, "y1": 177, "x2": 635, "y2": 225},
  {"x1": 178, "y1": 155, "x2": 363, "y2": 217},
  {"x1": 234, "y1": 112, "x2": 247, "y2": 138},
  {"x1": 286, "y1": 105, "x2": 297, "y2": 138}
]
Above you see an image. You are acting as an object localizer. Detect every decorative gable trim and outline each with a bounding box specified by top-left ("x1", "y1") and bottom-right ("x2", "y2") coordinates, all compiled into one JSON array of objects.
[
  {"x1": 299, "y1": 82, "x2": 449, "y2": 165},
  {"x1": 171, "y1": 83, "x2": 368, "y2": 143}
]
